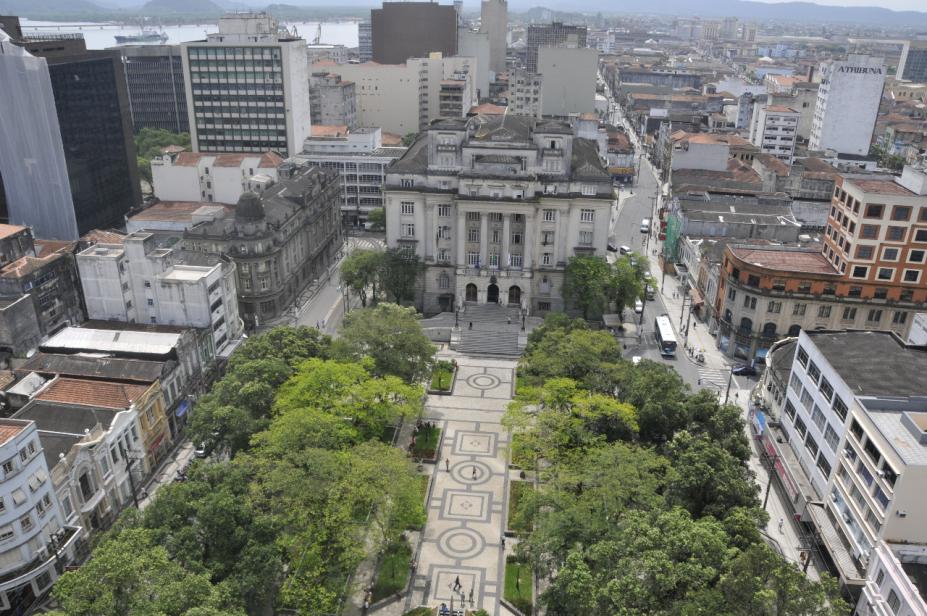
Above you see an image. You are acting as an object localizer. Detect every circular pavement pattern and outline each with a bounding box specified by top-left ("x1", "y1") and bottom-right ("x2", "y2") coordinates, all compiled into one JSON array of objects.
[
  {"x1": 451, "y1": 460, "x2": 493, "y2": 485},
  {"x1": 467, "y1": 373, "x2": 501, "y2": 390},
  {"x1": 437, "y1": 527, "x2": 486, "y2": 560}
]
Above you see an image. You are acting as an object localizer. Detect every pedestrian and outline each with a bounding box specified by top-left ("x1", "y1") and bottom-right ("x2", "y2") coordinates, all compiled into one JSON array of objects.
[
  {"x1": 454, "y1": 575, "x2": 461, "y2": 591},
  {"x1": 778, "y1": 518, "x2": 784, "y2": 533},
  {"x1": 469, "y1": 587, "x2": 474, "y2": 604},
  {"x1": 445, "y1": 458, "x2": 450, "y2": 472},
  {"x1": 471, "y1": 466, "x2": 477, "y2": 480},
  {"x1": 468, "y1": 321, "x2": 473, "y2": 330},
  {"x1": 410, "y1": 559, "x2": 417, "y2": 576},
  {"x1": 507, "y1": 316, "x2": 512, "y2": 325},
  {"x1": 501, "y1": 535, "x2": 506, "y2": 549}
]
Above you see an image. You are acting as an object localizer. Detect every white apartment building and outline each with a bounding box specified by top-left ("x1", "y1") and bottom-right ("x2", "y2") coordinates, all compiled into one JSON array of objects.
[
  {"x1": 181, "y1": 13, "x2": 311, "y2": 156},
  {"x1": 856, "y1": 542, "x2": 927, "y2": 616},
  {"x1": 151, "y1": 150, "x2": 283, "y2": 204},
  {"x1": 479, "y1": 0, "x2": 507, "y2": 75},
  {"x1": 750, "y1": 104, "x2": 799, "y2": 164},
  {"x1": 809, "y1": 54, "x2": 886, "y2": 156},
  {"x1": 76, "y1": 231, "x2": 242, "y2": 356},
  {"x1": 509, "y1": 68, "x2": 542, "y2": 118},
  {"x1": 297, "y1": 126, "x2": 407, "y2": 226},
  {"x1": 384, "y1": 114, "x2": 614, "y2": 315},
  {"x1": 537, "y1": 46, "x2": 598, "y2": 118},
  {"x1": 778, "y1": 330, "x2": 927, "y2": 587},
  {"x1": 325, "y1": 53, "x2": 478, "y2": 135},
  {"x1": 457, "y1": 28, "x2": 491, "y2": 99},
  {"x1": 0, "y1": 419, "x2": 82, "y2": 613}
]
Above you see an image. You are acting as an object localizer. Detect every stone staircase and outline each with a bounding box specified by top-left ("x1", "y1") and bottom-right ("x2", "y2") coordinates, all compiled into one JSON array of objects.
[{"x1": 457, "y1": 329, "x2": 522, "y2": 357}]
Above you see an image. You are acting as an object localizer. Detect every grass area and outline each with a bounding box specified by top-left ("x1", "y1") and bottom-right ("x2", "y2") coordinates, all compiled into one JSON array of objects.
[
  {"x1": 371, "y1": 540, "x2": 412, "y2": 602},
  {"x1": 411, "y1": 424, "x2": 441, "y2": 460},
  {"x1": 504, "y1": 557, "x2": 533, "y2": 616},
  {"x1": 430, "y1": 360, "x2": 455, "y2": 391},
  {"x1": 417, "y1": 474, "x2": 430, "y2": 503},
  {"x1": 509, "y1": 433, "x2": 534, "y2": 469},
  {"x1": 507, "y1": 481, "x2": 534, "y2": 534}
]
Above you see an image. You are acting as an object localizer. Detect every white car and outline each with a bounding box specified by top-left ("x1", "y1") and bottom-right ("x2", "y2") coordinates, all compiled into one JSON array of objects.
[
  {"x1": 634, "y1": 299, "x2": 644, "y2": 314},
  {"x1": 631, "y1": 356, "x2": 642, "y2": 365}
]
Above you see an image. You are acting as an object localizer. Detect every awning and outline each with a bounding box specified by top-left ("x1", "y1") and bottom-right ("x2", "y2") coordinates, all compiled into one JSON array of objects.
[
  {"x1": 751, "y1": 409, "x2": 767, "y2": 436},
  {"x1": 805, "y1": 502, "x2": 866, "y2": 585},
  {"x1": 175, "y1": 400, "x2": 190, "y2": 418}
]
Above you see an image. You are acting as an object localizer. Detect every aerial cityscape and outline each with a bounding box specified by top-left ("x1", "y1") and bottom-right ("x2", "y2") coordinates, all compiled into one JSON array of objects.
[{"x1": 1, "y1": 0, "x2": 927, "y2": 614}]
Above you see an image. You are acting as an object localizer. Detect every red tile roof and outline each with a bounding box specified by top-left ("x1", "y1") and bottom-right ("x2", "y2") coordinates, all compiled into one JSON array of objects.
[
  {"x1": 37, "y1": 377, "x2": 149, "y2": 410},
  {"x1": 469, "y1": 103, "x2": 505, "y2": 116},
  {"x1": 172, "y1": 152, "x2": 204, "y2": 167},
  {"x1": 311, "y1": 125, "x2": 350, "y2": 137},
  {"x1": 765, "y1": 104, "x2": 798, "y2": 113},
  {"x1": 81, "y1": 229, "x2": 127, "y2": 245},
  {"x1": 848, "y1": 178, "x2": 916, "y2": 197},
  {"x1": 0, "y1": 421, "x2": 25, "y2": 447},
  {"x1": 0, "y1": 224, "x2": 28, "y2": 240},
  {"x1": 730, "y1": 246, "x2": 839, "y2": 276},
  {"x1": 131, "y1": 201, "x2": 234, "y2": 222},
  {"x1": 381, "y1": 132, "x2": 404, "y2": 146}
]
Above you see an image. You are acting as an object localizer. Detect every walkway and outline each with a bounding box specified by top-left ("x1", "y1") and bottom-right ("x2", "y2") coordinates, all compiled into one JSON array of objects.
[{"x1": 400, "y1": 353, "x2": 519, "y2": 616}]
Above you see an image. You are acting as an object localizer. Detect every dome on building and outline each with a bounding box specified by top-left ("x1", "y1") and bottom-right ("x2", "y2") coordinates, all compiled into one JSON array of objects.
[{"x1": 235, "y1": 191, "x2": 265, "y2": 222}]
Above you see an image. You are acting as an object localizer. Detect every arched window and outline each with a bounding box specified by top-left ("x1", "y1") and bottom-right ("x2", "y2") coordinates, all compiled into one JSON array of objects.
[
  {"x1": 438, "y1": 273, "x2": 450, "y2": 289},
  {"x1": 739, "y1": 317, "x2": 753, "y2": 333},
  {"x1": 787, "y1": 324, "x2": 802, "y2": 336},
  {"x1": 465, "y1": 283, "x2": 478, "y2": 302},
  {"x1": 762, "y1": 323, "x2": 777, "y2": 337}
]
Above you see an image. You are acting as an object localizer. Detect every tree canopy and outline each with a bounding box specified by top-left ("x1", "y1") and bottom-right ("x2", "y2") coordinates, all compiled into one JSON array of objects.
[
  {"x1": 562, "y1": 254, "x2": 646, "y2": 320},
  {"x1": 134, "y1": 128, "x2": 191, "y2": 184}
]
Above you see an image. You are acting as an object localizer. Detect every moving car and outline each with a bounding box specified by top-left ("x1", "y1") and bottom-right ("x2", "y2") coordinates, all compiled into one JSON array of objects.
[
  {"x1": 645, "y1": 284, "x2": 655, "y2": 300},
  {"x1": 607, "y1": 243, "x2": 619, "y2": 252},
  {"x1": 194, "y1": 443, "x2": 209, "y2": 458},
  {"x1": 634, "y1": 299, "x2": 644, "y2": 314},
  {"x1": 631, "y1": 356, "x2": 642, "y2": 365},
  {"x1": 620, "y1": 245, "x2": 631, "y2": 255},
  {"x1": 732, "y1": 364, "x2": 758, "y2": 377},
  {"x1": 640, "y1": 218, "x2": 651, "y2": 233}
]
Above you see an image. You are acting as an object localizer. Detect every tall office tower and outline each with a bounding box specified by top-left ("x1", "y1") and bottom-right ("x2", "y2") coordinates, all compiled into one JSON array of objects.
[
  {"x1": 181, "y1": 13, "x2": 311, "y2": 156},
  {"x1": 3, "y1": 20, "x2": 140, "y2": 238},
  {"x1": 358, "y1": 20, "x2": 373, "y2": 62},
  {"x1": 371, "y1": 1, "x2": 458, "y2": 64},
  {"x1": 524, "y1": 22, "x2": 586, "y2": 73},
  {"x1": 897, "y1": 37, "x2": 927, "y2": 82},
  {"x1": 119, "y1": 44, "x2": 189, "y2": 133},
  {"x1": 809, "y1": 54, "x2": 886, "y2": 156},
  {"x1": 0, "y1": 24, "x2": 77, "y2": 240},
  {"x1": 479, "y1": 0, "x2": 507, "y2": 74}
]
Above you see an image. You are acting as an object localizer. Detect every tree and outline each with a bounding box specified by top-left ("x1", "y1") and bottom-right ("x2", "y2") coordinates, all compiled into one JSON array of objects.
[
  {"x1": 340, "y1": 248, "x2": 382, "y2": 307},
  {"x1": 610, "y1": 255, "x2": 645, "y2": 316},
  {"x1": 401, "y1": 131, "x2": 419, "y2": 146},
  {"x1": 134, "y1": 128, "x2": 191, "y2": 190},
  {"x1": 334, "y1": 303, "x2": 435, "y2": 383},
  {"x1": 379, "y1": 248, "x2": 420, "y2": 304},
  {"x1": 563, "y1": 255, "x2": 613, "y2": 320},
  {"x1": 522, "y1": 326, "x2": 621, "y2": 387},
  {"x1": 51, "y1": 527, "x2": 244, "y2": 616},
  {"x1": 367, "y1": 207, "x2": 386, "y2": 232},
  {"x1": 229, "y1": 325, "x2": 330, "y2": 369}
]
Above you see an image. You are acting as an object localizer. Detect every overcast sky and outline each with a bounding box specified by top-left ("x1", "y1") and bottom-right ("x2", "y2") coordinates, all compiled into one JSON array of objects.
[{"x1": 756, "y1": 0, "x2": 923, "y2": 11}]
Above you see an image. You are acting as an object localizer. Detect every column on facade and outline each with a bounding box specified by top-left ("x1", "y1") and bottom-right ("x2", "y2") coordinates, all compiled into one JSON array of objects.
[
  {"x1": 424, "y1": 202, "x2": 434, "y2": 260},
  {"x1": 524, "y1": 211, "x2": 535, "y2": 268},
  {"x1": 456, "y1": 209, "x2": 466, "y2": 265},
  {"x1": 480, "y1": 212, "x2": 489, "y2": 268},
  {"x1": 502, "y1": 213, "x2": 511, "y2": 269}
]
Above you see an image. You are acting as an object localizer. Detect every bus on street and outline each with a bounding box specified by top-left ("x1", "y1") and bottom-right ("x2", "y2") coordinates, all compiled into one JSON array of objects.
[{"x1": 654, "y1": 314, "x2": 677, "y2": 357}]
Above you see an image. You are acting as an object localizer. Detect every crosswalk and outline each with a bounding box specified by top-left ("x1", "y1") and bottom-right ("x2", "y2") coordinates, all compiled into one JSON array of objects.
[
  {"x1": 349, "y1": 236, "x2": 384, "y2": 252},
  {"x1": 697, "y1": 367, "x2": 731, "y2": 390}
]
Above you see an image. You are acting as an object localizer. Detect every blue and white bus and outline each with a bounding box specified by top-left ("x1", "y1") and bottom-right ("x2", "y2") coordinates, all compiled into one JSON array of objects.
[{"x1": 654, "y1": 314, "x2": 678, "y2": 357}]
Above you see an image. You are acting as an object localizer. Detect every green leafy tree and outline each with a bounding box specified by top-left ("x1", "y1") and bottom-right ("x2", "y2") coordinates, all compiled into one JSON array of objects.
[
  {"x1": 521, "y1": 326, "x2": 621, "y2": 387},
  {"x1": 611, "y1": 255, "x2": 645, "y2": 316},
  {"x1": 134, "y1": 128, "x2": 191, "y2": 189},
  {"x1": 563, "y1": 255, "x2": 613, "y2": 320},
  {"x1": 379, "y1": 248, "x2": 420, "y2": 304},
  {"x1": 340, "y1": 248, "x2": 382, "y2": 307},
  {"x1": 367, "y1": 207, "x2": 386, "y2": 232},
  {"x1": 401, "y1": 131, "x2": 419, "y2": 146},
  {"x1": 334, "y1": 303, "x2": 435, "y2": 383},
  {"x1": 228, "y1": 325, "x2": 330, "y2": 369},
  {"x1": 51, "y1": 527, "x2": 244, "y2": 616}
]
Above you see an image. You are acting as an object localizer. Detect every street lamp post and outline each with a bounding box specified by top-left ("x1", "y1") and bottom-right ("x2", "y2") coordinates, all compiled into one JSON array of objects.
[
  {"x1": 723, "y1": 366, "x2": 736, "y2": 405},
  {"x1": 521, "y1": 301, "x2": 528, "y2": 332},
  {"x1": 762, "y1": 452, "x2": 781, "y2": 510}
]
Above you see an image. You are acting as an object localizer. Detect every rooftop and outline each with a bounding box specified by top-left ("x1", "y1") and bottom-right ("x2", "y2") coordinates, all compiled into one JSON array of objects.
[
  {"x1": 765, "y1": 104, "x2": 798, "y2": 113},
  {"x1": 171, "y1": 151, "x2": 282, "y2": 169},
  {"x1": 0, "y1": 420, "x2": 26, "y2": 447},
  {"x1": 14, "y1": 400, "x2": 119, "y2": 448},
  {"x1": 17, "y1": 352, "x2": 167, "y2": 384},
  {"x1": 36, "y1": 377, "x2": 149, "y2": 410},
  {"x1": 845, "y1": 177, "x2": 916, "y2": 197},
  {"x1": 42, "y1": 327, "x2": 182, "y2": 358},
  {"x1": 671, "y1": 130, "x2": 753, "y2": 147},
  {"x1": 0, "y1": 224, "x2": 27, "y2": 240},
  {"x1": 729, "y1": 245, "x2": 838, "y2": 275},
  {"x1": 131, "y1": 201, "x2": 235, "y2": 222},
  {"x1": 81, "y1": 229, "x2": 127, "y2": 245},
  {"x1": 807, "y1": 331, "x2": 927, "y2": 398},
  {"x1": 311, "y1": 125, "x2": 350, "y2": 137},
  {"x1": 468, "y1": 103, "x2": 506, "y2": 116}
]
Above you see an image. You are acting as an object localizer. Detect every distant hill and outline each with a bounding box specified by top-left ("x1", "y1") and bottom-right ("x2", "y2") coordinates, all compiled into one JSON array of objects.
[
  {"x1": 138, "y1": 0, "x2": 223, "y2": 16},
  {"x1": 510, "y1": 0, "x2": 927, "y2": 26}
]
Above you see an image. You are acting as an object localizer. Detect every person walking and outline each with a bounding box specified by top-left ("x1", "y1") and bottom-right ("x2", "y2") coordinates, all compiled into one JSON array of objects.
[
  {"x1": 778, "y1": 518, "x2": 784, "y2": 533},
  {"x1": 471, "y1": 466, "x2": 478, "y2": 480},
  {"x1": 468, "y1": 321, "x2": 473, "y2": 330},
  {"x1": 445, "y1": 458, "x2": 450, "y2": 472}
]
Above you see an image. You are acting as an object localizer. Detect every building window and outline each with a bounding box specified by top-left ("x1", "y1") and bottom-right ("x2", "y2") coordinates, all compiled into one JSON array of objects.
[
  {"x1": 437, "y1": 249, "x2": 450, "y2": 263},
  {"x1": 147, "y1": 298, "x2": 154, "y2": 306},
  {"x1": 824, "y1": 425, "x2": 839, "y2": 452},
  {"x1": 401, "y1": 202, "x2": 415, "y2": 215},
  {"x1": 542, "y1": 231, "x2": 555, "y2": 245},
  {"x1": 511, "y1": 232, "x2": 522, "y2": 245},
  {"x1": 491, "y1": 230, "x2": 500, "y2": 244},
  {"x1": 789, "y1": 372, "x2": 802, "y2": 393},
  {"x1": 893, "y1": 311, "x2": 908, "y2": 325},
  {"x1": 792, "y1": 304, "x2": 806, "y2": 316},
  {"x1": 891, "y1": 205, "x2": 912, "y2": 221},
  {"x1": 882, "y1": 247, "x2": 900, "y2": 261},
  {"x1": 767, "y1": 301, "x2": 781, "y2": 314},
  {"x1": 817, "y1": 306, "x2": 831, "y2": 318},
  {"x1": 864, "y1": 204, "x2": 884, "y2": 218},
  {"x1": 467, "y1": 252, "x2": 480, "y2": 267},
  {"x1": 20, "y1": 514, "x2": 32, "y2": 532},
  {"x1": 543, "y1": 209, "x2": 556, "y2": 222},
  {"x1": 811, "y1": 404, "x2": 826, "y2": 430},
  {"x1": 438, "y1": 273, "x2": 450, "y2": 289},
  {"x1": 511, "y1": 254, "x2": 523, "y2": 268},
  {"x1": 784, "y1": 399, "x2": 797, "y2": 419},
  {"x1": 467, "y1": 212, "x2": 481, "y2": 221},
  {"x1": 842, "y1": 307, "x2": 857, "y2": 321},
  {"x1": 542, "y1": 253, "x2": 552, "y2": 266},
  {"x1": 727, "y1": 288, "x2": 736, "y2": 301},
  {"x1": 909, "y1": 249, "x2": 925, "y2": 263},
  {"x1": 401, "y1": 224, "x2": 415, "y2": 238},
  {"x1": 816, "y1": 453, "x2": 832, "y2": 478},
  {"x1": 903, "y1": 269, "x2": 921, "y2": 283},
  {"x1": 580, "y1": 209, "x2": 595, "y2": 223},
  {"x1": 804, "y1": 433, "x2": 819, "y2": 458},
  {"x1": 916, "y1": 229, "x2": 927, "y2": 242},
  {"x1": 743, "y1": 295, "x2": 756, "y2": 310},
  {"x1": 819, "y1": 377, "x2": 834, "y2": 402},
  {"x1": 438, "y1": 204, "x2": 451, "y2": 217},
  {"x1": 851, "y1": 266, "x2": 868, "y2": 278},
  {"x1": 488, "y1": 253, "x2": 499, "y2": 267},
  {"x1": 860, "y1": 225, "x2": 879, "y2": 239},
  {"x1": 794, "y1": 416, "x2": 807, "y2": 438},
  {"x1": 867, "y1": 309, "x2": 883, "y2": 323},
  {"x1": 468, "y1": 228, "x2": 480, "y2": 242},
  {"x1": 887, "y1": 226, "x2": 906, "y2": 241},
  {"x1": 579, "y1": 231, "x2": 593, "y2": 245},
  {"x1": 800, "y1": 388, "x2": 814, "y2": 411},
  {"x1": 877, "y1": 268, "x2": 894, "y2": 281}
]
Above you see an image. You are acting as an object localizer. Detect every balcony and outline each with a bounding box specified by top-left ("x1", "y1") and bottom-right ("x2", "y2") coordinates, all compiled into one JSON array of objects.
[
  {"x1": 0, "y1": 525, "x2": 83, "y2": 595},
  {"x1": 79, "y1": 487, "x2": 106, "y2": 514}
]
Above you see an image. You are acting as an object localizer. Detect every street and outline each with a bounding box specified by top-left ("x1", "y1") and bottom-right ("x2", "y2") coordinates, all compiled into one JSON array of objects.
[{"x1": 605, "y1": 88, "x2": 820, "y2": 576}]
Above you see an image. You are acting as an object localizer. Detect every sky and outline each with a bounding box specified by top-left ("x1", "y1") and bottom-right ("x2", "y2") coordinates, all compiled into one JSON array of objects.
[{"x1": 754, "y1": 0, "x2": 923, "y2": 11}]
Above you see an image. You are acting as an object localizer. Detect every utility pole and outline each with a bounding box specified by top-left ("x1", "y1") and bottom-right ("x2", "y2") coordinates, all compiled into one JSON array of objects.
[
  {"x1": 121, "y1": 445, "x2": 140, "y2": 509},
  {"x1": 762, "y1": 452, "x2": 780, "y2": 509},
  {"x1": 679, "y1": 287, "x2": 689, "y2": 328},
  {"x1": 723, "y1": 366, "x2": 736, "y2": 405}
]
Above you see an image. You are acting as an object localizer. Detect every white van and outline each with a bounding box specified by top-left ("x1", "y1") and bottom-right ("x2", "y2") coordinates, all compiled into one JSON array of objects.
[{"x1": 640, "y1": 218, "x2": 651, "y2": 234}]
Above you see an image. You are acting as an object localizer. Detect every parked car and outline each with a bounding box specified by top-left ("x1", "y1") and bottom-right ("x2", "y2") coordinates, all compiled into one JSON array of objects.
[
  {"x1": 194, "y1": 442, "x2": 209, "y2": 458},
  {"x1": 631, "y1": 356, "x2": 642, "y2": 365},
  {"x1": 607, "y1": 243, "x2": 619, "y2": 252},
  {"x1": 620, "y1": 245, "x2": 631, "y2": 255},
  {"x1": 640, "y1": 218, "x2": 651, "y2": 233},
  {"x1": 634, "y1": 299, "x2": 644, "y2": 314},
  {"x1": 732, "y1": 364, "x2": 758, "y2": 377},
  {"x1": 645, "y1": 284, "x2": 655, "y2": 300}
]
